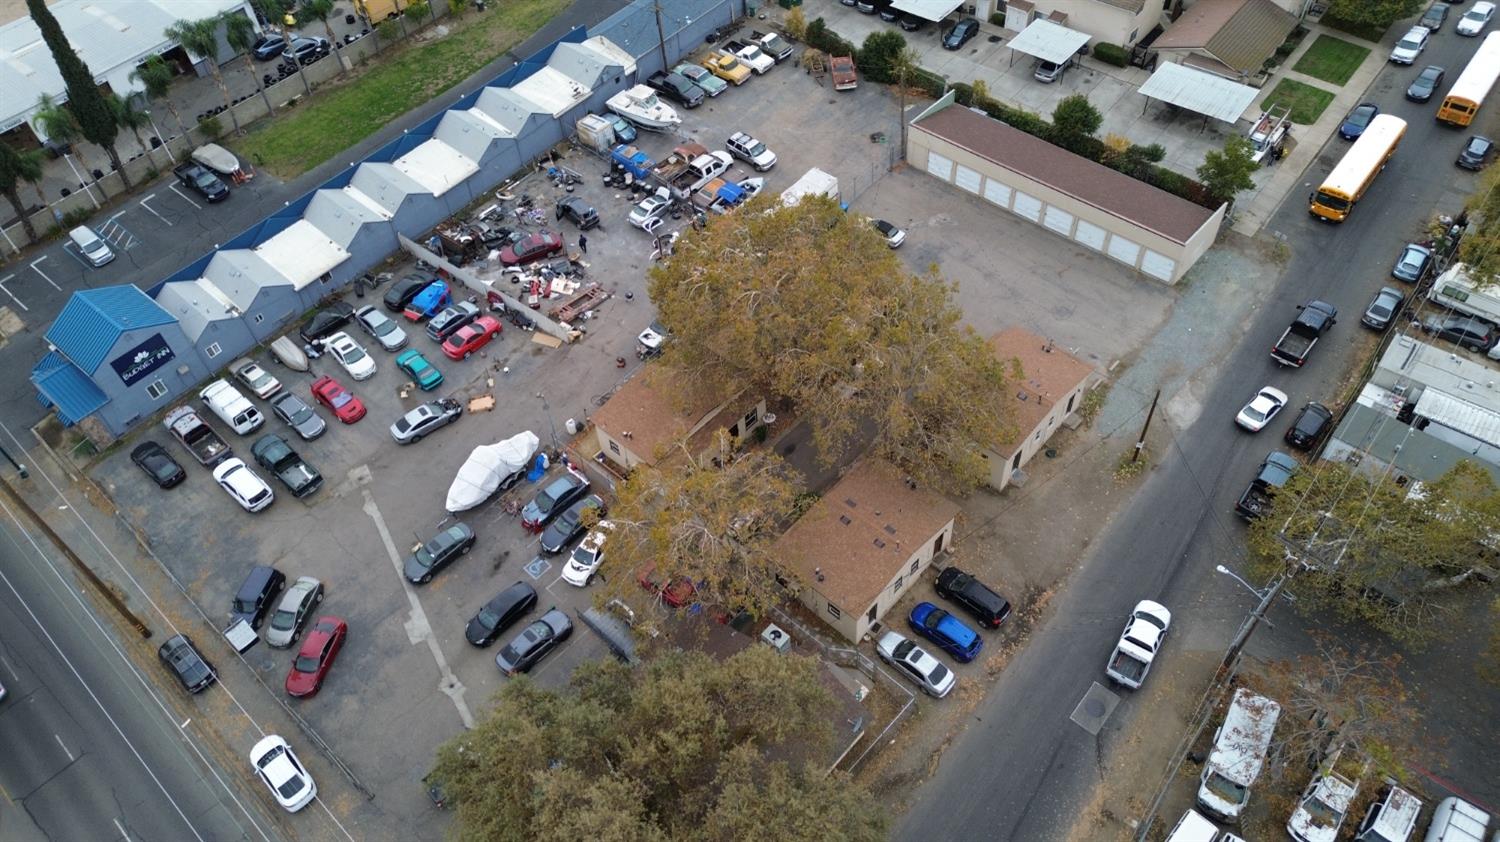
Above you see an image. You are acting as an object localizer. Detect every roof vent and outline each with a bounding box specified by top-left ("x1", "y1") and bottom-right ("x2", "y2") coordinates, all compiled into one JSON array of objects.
[
  {"x1": 873, "y1": 538, "x2": 886, "y2": 549},
  {"x1": 844, "y1": 497, "x2": 858, "y2": 508},
  {"x1": 883, "y1": 524, "x2": 897, "y2": 535},
  {"x1": 838, "y1": 514, "x2": 852, "y2": 525}
]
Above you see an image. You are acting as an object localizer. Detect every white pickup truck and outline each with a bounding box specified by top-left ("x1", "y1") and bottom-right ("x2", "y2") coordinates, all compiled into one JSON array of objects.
[{"x1": 1105, "y1": 600, "x2": 1171, "y2": 689}]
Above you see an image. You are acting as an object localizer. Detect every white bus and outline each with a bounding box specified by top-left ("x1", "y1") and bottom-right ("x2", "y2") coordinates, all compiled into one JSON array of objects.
[
  {"x1": 1309, "y1": 115, "x2": 1408, "y2": 223},
  {"x1": 1439, "y1": 31, "x2": 1500, "y2": 126}
]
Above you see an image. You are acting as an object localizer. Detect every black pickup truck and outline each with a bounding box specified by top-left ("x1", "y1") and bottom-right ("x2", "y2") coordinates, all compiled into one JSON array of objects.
[
  {"x1": 646, "y1": 71, "x2": 705, "y2": 108},
  {"x1": 1271, "y1": 300, "x2": 1337, "y2": 367},
  {"x1": 172, "y1": 162, "x2": 229, "y2": 202},
  {"x1": 1235, "y1": 451, "x2": 1299, "y2": 520}
]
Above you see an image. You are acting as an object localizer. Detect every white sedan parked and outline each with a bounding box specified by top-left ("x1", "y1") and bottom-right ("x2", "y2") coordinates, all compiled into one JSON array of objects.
[
  {"x1": 1235, "y1": 386, "x2": 1288, "y2": 432},
  {"x1": 325, "y1": 332, "x2": 376, "y2": 381},
  {"x1": 212, "y1": 458, "x2": 274, "y2": 512},
  {"x1": 875, "y1": 630, "x2": 956, "y2": 698},
  {"x1": 250, "y1": 735, "x2": 317, "y2": 812},
  {"x1": 562, "y1": 521, "x2": 614, "y2": 587},
  {"x1": 1458, "y1": 1, "x2": 1495, "y2": 35}
]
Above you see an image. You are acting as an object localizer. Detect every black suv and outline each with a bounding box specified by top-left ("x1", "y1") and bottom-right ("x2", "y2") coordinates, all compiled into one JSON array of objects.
[
  {"x1": 384, "y1": 274, "x2": 430, "y2": 312},
  {"x1": 934, "y1": 567, "x2": 1012, "y2": 628},
  {"x1": 1283, "y1": 402, "x2": 1333, "y2": 450},
  {"x1": 646, "y1": 71, "x2": 705, "y2": 108},
  {"x1": 943, "y1": 18, "x2": 979, "y2": 50},
  {"x1": 555, "y1": 196, "x2": 599, "y2": 230},
  {"x1": 158, "y1": 634, "x2": 217, "y2": 694},
  {"x1": 231, "y1": 565, "x2": 287, "y2": 629}
]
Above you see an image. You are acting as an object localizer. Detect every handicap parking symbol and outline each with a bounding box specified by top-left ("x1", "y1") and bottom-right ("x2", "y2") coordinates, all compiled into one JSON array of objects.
[{"x1": 524, "y1": 556, "x2": 551, "y2": 579}]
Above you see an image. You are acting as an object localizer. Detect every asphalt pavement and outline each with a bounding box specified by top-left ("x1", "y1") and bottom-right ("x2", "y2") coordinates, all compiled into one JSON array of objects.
[{"x1": 896, "y1": 25, "x2": 1499, "y2": 842}]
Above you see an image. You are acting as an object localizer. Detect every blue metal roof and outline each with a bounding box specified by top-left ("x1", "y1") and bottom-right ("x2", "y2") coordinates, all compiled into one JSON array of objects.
[
  {"x1": 31, "y1": 351, "x2": 108, "y2": 425},
  {"x1": 45, "y1": 286, "x2": 176, "y2": 374}
]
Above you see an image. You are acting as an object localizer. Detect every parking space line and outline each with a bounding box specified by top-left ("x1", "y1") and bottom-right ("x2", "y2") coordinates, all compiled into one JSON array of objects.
[
  {"x1": 113, "y1": 817, "x2": 133, "y2": 842},
  {"x1": 168, "y1": 184, "x2": 202, "y2": 210},
  {"x1": 54, "y1": 733, "x2": 75, "y2": 761},
  {"x1": 137, "y1": 194, "x2": 172, "y2": 226},
  {"x1": 97, "y1": 217, "x2": 139, "y2": 252},
  {"x1": 29, "y1": 257, "x2": 60, "y2": 290},
  {"x1": 361, "y1": 487, "x2": 475, "y2": 729},
  {"x1": 0, "y1": 275, "x2": 28, "y2": 312}
]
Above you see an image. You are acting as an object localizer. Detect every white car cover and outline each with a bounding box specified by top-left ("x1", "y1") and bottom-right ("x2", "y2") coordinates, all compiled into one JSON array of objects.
[
  {"x1": 192, "y1": 143, "x2": 241, "y2": 175},
  {"x1": 445, "y1": 431, "x2": 540, "y2": 513}
]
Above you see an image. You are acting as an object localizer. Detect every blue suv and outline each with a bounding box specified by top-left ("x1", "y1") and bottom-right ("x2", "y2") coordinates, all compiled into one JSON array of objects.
[{"x1": 908, "y1": 602, "x2": 983, "y2": 663}]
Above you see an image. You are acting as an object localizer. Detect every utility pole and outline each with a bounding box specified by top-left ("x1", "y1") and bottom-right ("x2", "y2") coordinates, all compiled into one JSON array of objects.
[
  {"x1": 653, "y1": 0, "x2": 670, "y2": 76},
  {"x1": 1132, "y1": 388, "x2": 1160, "y2": 463},
  {"x1": 1215, "y1": 570, "x2": 1286, "y2": 682}
]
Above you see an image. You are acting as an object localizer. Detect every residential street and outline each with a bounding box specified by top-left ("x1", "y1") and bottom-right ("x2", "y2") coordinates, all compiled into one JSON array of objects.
[{"x1": 896, "y1": 27, "x2": 1500, "y2": 842}]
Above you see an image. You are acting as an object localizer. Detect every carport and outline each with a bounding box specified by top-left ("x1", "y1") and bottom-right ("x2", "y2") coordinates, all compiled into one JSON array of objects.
[
  {"x1": 889, "y1": 0, "x2": 965, "y2": 23},
  {"x1": 1136, "y1": 62, "x2": 1258, "y2": 128},
  {"x1": 1005, "y1": 19, "x2": 1089, "y2": 68}
]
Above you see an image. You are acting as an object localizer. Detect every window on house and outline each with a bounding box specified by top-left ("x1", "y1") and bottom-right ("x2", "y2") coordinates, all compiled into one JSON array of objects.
[
  {"x1": 911, "y1": 559, "x2": 920, "y2": 575},
  {"x1": 1012, "y1": 450, "x2": 1022, "y2": 471},
  {"x1": 866, "y1": 604, "x2": 877, "y2": 623},
  {"x1": 1067, "y1": 393, "x2": 1076, "y2": 413},
  {"x1": 608, "y1": 440, "x2": 620, "y2": 455},
  {"x1": 319, "y1": 273, "x2": 332, "y2": 285},
  {"x1": 1129, "y1": 28, "x2": 1138, "y2": 42},
  {"x1": 145, "y1": 379, "x2": 168, "y2": 400},
  {"x1": 934, "y1": 532, "x2": 945, "y2": 555},
  {"x1": 744, "y1": 408, "x2": 759, "y2": 428},
  {"x1": 253, "y1": 313, "x2": 265, "y2": 324},
  {"x1": 892, "y1": 575, "x2": 903, "y2": 593},
  {"x1": 205, "y1": 342, "x2": 222, "y2": 358},
  {"x1": 827, "y1": 602, "x2": 841, "y2": 619}
]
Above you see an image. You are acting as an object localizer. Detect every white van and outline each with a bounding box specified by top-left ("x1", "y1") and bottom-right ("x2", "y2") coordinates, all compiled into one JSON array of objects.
[
  {"x1": 199, "y1": 379, "x2": 264, "y2": 435},
  {"x1": 1355, "y1": 783, "x2": 1423, "y2": 842},
  {"x1": 69, "y1": 225, "x2": 115, "y2": 267},
  {"x1": 1165, "y1": 809, "x2": 1219, "y2": 842},
  {"x1": 1424, "y1": 797, "x2": 1491, "y2": 842},
  {"x1": 1196, "y1": 687, "x2": 1281, "y2": 823}
]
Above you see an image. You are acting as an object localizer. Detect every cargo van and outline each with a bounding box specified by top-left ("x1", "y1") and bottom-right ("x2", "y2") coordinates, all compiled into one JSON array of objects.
[
  {"x1": 1355, "y1": 783, "x2": 1423, "y2": 842},
  {"x1": 200, "y1": 379, "x2": 264, "y2": 435},
  {"x1": 1165, "y1": 809, "x2": 1218, "y2": 842},
  {"x1": 1424, "y1": 797, "x2": 1490, "y2": 842},
  {"x1": 69, "y1": 225, "x2": 115, "y2": 267},
  {"x1": 1196, "y1": 688, "x2": 1281, "y2": 823},
  {"x1": 1427, "y1": 263, "x2": 1500, "y2": 327}
]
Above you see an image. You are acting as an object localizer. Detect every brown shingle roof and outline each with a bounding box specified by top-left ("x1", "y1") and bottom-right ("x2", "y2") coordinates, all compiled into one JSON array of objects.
[
  {"x1": 1153, "y1": 0, "x2": 1297, "y2": 75},
  {"x1": 913, "y1": 104, "x2": 1214, "y2": 243},
  {"x1": 990, "y1": 327, "x2": 1096, "y2": 454},
  {"x1": 590, "y1": 367, "x2": 727, "y2": 465},
  {"x1": 776, "y1": 459, "x2": 960, "y2": 613}
]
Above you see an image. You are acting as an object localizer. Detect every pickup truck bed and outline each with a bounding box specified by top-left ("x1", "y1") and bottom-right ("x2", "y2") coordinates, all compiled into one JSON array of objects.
[
  {"x1": 1235, "y1": 451, "x2": 1298, "y2": 520},
  {"x1": 1107, "y1": 649, "x2": 1149, "y2": 684},
  {"x1": 1271, "y1": 300, "x2": 1337, "y2": 367},
  {"x1": 164, "y1": 406, "x2": 231, "y2": 465}
]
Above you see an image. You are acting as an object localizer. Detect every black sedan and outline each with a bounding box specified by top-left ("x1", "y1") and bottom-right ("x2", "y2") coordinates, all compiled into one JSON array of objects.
[
  {"x1": 1406, "y1": 65, "x2": 1445, "y2": 101},
  {"x1": 1391, "y1": 243, "x2": 1433, "y2": 283},
  {"x1": 403, "y1": 523, "x2": 476, "y2": 584},
  {"x1": 520, "y1": 470, "x2": 591, "y2": 532},
  {"x1": 539, "y1": 494, "x2": 605, "y2": 555},
  {"x1": 942, "y1": 18, "x2": 979, "y2": 50},
  {"x1": 495, "y1": 609, "x2": 572, "y2": 675},
  {"x1": 1458, "y1": 135, "x2": 1495, "y2": 170},
  {"x1": 1284, "y1": 402, "x2": 1333, "y2": 450},
  {"x1": 299, "y1": 301, "x2": 355, "y2": 343},
  {"x1": 1361, "y1": 286, "x2": 1405, "y2": 330},
  {"x1": 464, "y1": 582, "x2": 538, "y2": 646},
  {"x1": 1338, "y1": 102, "x2": 1379, "y2": 140},
  {"x1": 251, "y1": 34, "x2": 286, "y2": 61},
  {"x1": 131, "y1": 441, "x2": 186, "y2": 489},
  {"x1": 899, "y1": 14, "x2": 925, "y2": 31},
  {"x1": 158, "y1": 634, "x2": 217, "y2": 694},
  {"x1": 384, "y1": 274, "x2": 430, "y2": 313}
]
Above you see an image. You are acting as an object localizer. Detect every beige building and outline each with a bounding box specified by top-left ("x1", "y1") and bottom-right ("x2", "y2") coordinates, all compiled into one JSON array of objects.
[
  {"x1": 985, "y1": 327, "x2": 1096, "y2": 492},
  {"x1": 1000, "y1": 0, "x2": 1163, "y2": 49},
  {"x1": 1152, "y1": 0, "x2": 1298, "y2": 80},
  {"x1": 908, "y1": 94, "x2": 1224, "y2": 284},
  {"x1": 776, "y1": 459, "x2": 960, "y2": 643},
  {"x1": 587, "y1": 365, "x2": 767, "y2": 473}
]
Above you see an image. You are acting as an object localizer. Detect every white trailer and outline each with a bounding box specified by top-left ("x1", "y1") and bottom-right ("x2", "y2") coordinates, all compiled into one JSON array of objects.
[
  {"x1": 1428, "y1": 263, "x2": 1500, "y2": 325},
  {"x1": 778, "y1": 167, "x2": 840, "y2": 207}
]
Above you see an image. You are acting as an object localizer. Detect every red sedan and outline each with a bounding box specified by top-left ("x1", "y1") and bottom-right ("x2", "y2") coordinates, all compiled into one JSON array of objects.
[
  {"x1": 285, "y1": 616, "x2": 347, "y2": 698},
  {"x1": 499, "y1": 231, "x2": 564, "y2": 266},
  {"x1": 637, "y1": 564, "x2": 697, "y2": 608},
  {"x1": 311, "y1": 376, "x2": 366, "y2": 424},
  {"x1": 442, "y1": 316, "x2": 502, "y2": 360}
]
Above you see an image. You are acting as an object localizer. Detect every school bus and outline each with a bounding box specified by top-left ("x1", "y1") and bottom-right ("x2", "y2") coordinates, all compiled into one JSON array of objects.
[
  {"x1": 1438, "y1": 31, "x2": 1500, "y2": 126},
  {"x1": 1309, "y1": 115, "x2": 1408, "y2": 223}
]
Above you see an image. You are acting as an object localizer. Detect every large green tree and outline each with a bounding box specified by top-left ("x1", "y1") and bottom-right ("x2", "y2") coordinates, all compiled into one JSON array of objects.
[
  {"x1": 130, "y1": 55, "x2": 191, "y2": 142},
  {"x1": 109, "y1": 94, "x2": 157, "y2": 167},
  {"x1": 432, "y1": 647, "x2": 886, "y2": 842},
  {"x1": 166, "y1": 17, "x2": 241, "y2": 135},
  {"x1": 1050, "y1": 94, "x2": 1102, "y2": 152},
  {"x1": 33, "y1": 93, "x2": 104, "y2": 201},
  {"x1": 1459, "y1": 163, "x2": 1500, "y2": 285},
  {"x1": 1197, "y1": 136, "x2": 1259, "y2": 207},
  {"x1": 299, "y1": 0, "x2": 348, "y2": 77},
  {"x1": 648, "y1": 196, "x2": 1013, "y2": 491},
  {"x1": 26, "y1": 0, "x2": 130, "y2": 188},
  {"x1": 0, "y1": 142, "x2": 45, "y2": 243}
]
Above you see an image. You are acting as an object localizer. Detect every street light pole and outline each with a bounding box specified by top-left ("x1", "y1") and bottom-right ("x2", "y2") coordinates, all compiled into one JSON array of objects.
[
  {"x1": 537, "y1": 392, "x2": 560, "y2": 451},
  {"x1": 1215, "y1": 569, "x2": 1286, "y2": 683}
]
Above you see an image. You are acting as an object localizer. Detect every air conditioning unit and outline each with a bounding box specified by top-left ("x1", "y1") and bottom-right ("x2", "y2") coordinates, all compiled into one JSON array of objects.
[{"x1": 760, "y1": 623, "x2": 792, "y2": 653}]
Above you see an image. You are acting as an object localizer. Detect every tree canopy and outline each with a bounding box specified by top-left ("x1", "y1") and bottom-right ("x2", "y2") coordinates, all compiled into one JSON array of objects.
[
  {"x1": 1050, "y1": 94, "x2": 1102, "y2": 151},
  {"x1": 1325, "y1": 0, "x2": 1422, "y2": 29},
  {"x1": 647, "y1": 196, "x2": 1014, "y2": 491},
  {"x1": 432, "y1": 647, "x2": 886, "y2": 842},
  {"x1": 26, "y1": 0, "x2": 127, "y2": 186},
  {"x1": 1196, "y1": 136, "x2": 1259, "y2": 206}
]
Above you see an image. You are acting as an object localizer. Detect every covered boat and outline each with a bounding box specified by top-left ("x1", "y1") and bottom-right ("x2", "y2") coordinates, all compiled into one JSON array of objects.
[
  {"x1": 445, "y1": 431, "x2": 540, "y2": 512},
  {"x1": 605, "y1": 85, "x2": 681, "y2": 131},
  {"x1": 192, "y1": 143, "x2": 254, "y2": 182}
]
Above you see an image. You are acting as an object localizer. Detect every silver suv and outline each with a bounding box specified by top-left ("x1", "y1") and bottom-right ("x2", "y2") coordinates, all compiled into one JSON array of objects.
[{"x1": 726, "y1": 131, "x2": 777, "y2": 171}]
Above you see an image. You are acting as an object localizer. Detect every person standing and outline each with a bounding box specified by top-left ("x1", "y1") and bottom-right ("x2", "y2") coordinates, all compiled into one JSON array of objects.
[{"x1": 578, "y1": 234, "x2": 588, "y2": 255}]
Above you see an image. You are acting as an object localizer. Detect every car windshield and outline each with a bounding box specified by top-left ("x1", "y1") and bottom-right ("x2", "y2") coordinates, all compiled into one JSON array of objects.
[
  {"x1": 1315, "y1": 191, "x2": 1351, "y2": 211},
  {"x1": 1204, "y1": 771, "x2": 1248, "y2": 803},
  {"x1": 294, "y1": 653, "x2": 321, "y2": 673},
  {"x1": 329, "y1": 390, "x2": 351, "y2": 409},
  {"x1": 271, "y1": 608, "x2": 296, "y2": 631},
  {"x1": 1399, "y1": 36, "x2": 1422, "y2": 49},
  {"x1": 1135, "y1": 611, "x2": 1167, "y2": 630},
  {"x1": 1348, "y1": 109, "x2": 1373, "y2": 127},
  {"x1": 1466, "y1": 9, "x2": 1487, "y2": 20},
  {"x1": 150, "y1": 458, "x2": 178, "y2": 481},
  {"x1": 1369, "y1": 302, "x2": 1393, "y2": 318},
  {"x1": 535, "y1": 484, "x2": 564, "y2": 514},
  {"x1": 369, "y1": 318, "x2": 394, "y2": 336},
  {"x1": 1242, "y1": 404, "x2": 1268, "y2": 422},
  {"x1": 477, "y1": 606, "x2": 502, "y2": 629},
  {"x1": 1400, "y1": 250, "x2": 1423, "y2": 268},
  {"x1": 1301, "y1": 793, "x2": 1342, "y2": 826},
  {"x1": 343, "y1": 345, "x2": 366, "y2": 364}
]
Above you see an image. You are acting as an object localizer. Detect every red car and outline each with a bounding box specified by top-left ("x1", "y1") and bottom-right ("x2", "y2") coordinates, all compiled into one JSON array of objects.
[
  {"x1": 284, "y1": 616, "x2": 347, "y2": 698},
  {"x1": 637, "y1": 564, "x2": 697, "y2": 608},
  {"x1": 442, "y1": 315, "x2": 502, "y2": 360},
  {"x1": 311, "y1": 376, "x2": 366, "y2": 424},
  {"x1": 499, "y1": 231, "x2": 564, "y2": 266}
]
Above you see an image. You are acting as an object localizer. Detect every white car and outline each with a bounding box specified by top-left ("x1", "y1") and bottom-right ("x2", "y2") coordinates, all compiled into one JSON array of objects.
[
  {"x1": 354, "y1": 304, "x2": 408, "y2": 352},
  {"x1": 629, "y1": 193, "x2": 672, "y2": 229},
  {"x1": 250, "y1": 735, "x2": 317, "y2": 813},
  {"x1": 1390, "y1": 26, "x2": 1429, "y2": 64},
  {"x1": 325, "y1": 331, "x2": 376, "y2": 381},
  {"x1": 562, "y1": 520, "x2": 614, "y2": 587},
  {"x1": 232, "y1": 358, "x2": 282, "y2": 400},
  {"x1": 730, "y1": 41, "x2": 775, "y2": 74},
  {"x1": 870, "y1": 218, "x2": 906, "y2": 248},
  {"x1": 212, "y1": 458, "x2": 274, "y2": 512},
  {"x1": 875, "y1": 630, "x2": 955, "y2": 698},
  {"x1": 1458, "y1": 1, "x2": 1495, "y2": 35},
  {"x1": 1235, "y1": 386, "x2": 1288, "y2": 432}
]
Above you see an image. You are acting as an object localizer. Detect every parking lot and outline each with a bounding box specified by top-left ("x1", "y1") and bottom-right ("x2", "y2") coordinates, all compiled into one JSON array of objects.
[{"x1": 88, "y1": 39, "x2": 1179, "y2": 829}]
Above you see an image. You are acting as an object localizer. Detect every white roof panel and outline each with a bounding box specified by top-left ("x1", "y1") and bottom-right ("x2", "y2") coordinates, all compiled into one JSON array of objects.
[
  {"x1": 433, "y1": 110, "x2": 505, "y2": 163},
  {"x1": 509, "y1": 66, "x2": 590, "y2": 116},
  {"x1": 1416, "y1": 388, "x2": 1500, "y2": 447},
  {"x1": 472, "y1": 87, "x2": 548, "y2": 135},
  {"x1": 1007, "y1": 19, "x2": 1091, "y2": 65},
  {"x1": 341, "y1": 185, "x2": 394, "y2": 221},
  {"x1": 890, "y1": 0, "x2": 965, "y2": 21},
  {"x1": 582, "y1": 35, "x2": 638, "y2": 74},
  {"x1": 1137, "y1": 62, "x2": 1259, "y2": 123},
  {"x1": 393, "y1": 139, "x2": 480, "y2": 197},
  {"x1": 253, "y1": 220, "x2": 349, "y2": 290}
]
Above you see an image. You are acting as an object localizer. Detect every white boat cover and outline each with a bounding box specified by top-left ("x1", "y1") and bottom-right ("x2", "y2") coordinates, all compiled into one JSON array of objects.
[
  {"x1": 192, "y1": 143, "x2": 241, "y2": 175},
  {"x1": 445, "y1": 431, "x2": 540, "y2": 512}
]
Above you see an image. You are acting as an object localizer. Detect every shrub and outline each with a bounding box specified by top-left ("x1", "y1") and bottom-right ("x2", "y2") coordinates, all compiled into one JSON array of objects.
[
  {"x1": 61, "y1": 207, "x2": 93, "y2": 227},
  {"x1": 858, "y1": 30, "x2": 907, "y2": 84},
  {"x1": 1093, "y1": 43, "x2": 1128, "y2": 67},
  {"x1": 988, "y1": 11, "x2": 1005, "y2": 25},
  {"x1": 806, "y1": 19, "x2": 853, "y2": 56},
  {"x1": 197, "y1": 115, "x2": 223, "y2": 140},
  {"x1": 910, "y1": 67, "x2": 946, "y2": 98},
  {"x1": 785, "y1": 7, "x2": 807, "y2": 40},
  {"x1": 949, "y1": 81, "x2": 974, "y2": 106}
]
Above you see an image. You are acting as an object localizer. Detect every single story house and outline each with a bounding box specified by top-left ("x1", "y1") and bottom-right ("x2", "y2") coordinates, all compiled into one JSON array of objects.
[
  {"x1": 588, "y1": 365, "x2": 767, "y2": 473},
  {"x1": 986, "y1": 327, "x2": 1096, "y2": 492}
]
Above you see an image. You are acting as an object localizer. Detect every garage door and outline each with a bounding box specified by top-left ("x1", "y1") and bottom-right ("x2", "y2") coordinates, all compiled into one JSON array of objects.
[
  {"x1": 927, "y1": 151, "x2": 954, "y2": 181},
  {"x1": 1043, "y1": 206, "x2": 1074, "y2": 236},
  {"x1": 1012, "y1": 191, "x2": 1042, "y2": 222},
  {"x1": 983, "y1": 179, "x2": 1012, "y2": 208},
  {"x1": 1106, "y1": 234, "x2": 1141, "y2": 266},
  {"x1": 1141, "y1": 249, "x2": 1176, "y2": 281},
  {"x1": 1074, "y1": 219, "x2": 1106, "y2": 251},
  {"x1": 954, "y1": 164, "x2": 982, "y2": 194}
]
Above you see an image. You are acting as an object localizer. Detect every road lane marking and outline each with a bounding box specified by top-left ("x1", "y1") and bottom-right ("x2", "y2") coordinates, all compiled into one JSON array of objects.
[
  {"x1": 0, "y1": 275, "x2": 26, "y2": 311},
  {"x1": 168, "y1": 184, "x2": 202, "y2": 210},
  {"x1": 362, "y1": 486, "x2": 475, "y2": 729},
  {"x1": 137, "y1": 194, "x2": 172, "y2": 226},
  {"x1": 29, "y1": 257, "x2": 60, "y2": 291},
  {"x1": 113, "y1": 817, "x2": 132, "y2": 841},
  {"x1": 54, "y1": 733, "x2": 75, "y2": 761}
]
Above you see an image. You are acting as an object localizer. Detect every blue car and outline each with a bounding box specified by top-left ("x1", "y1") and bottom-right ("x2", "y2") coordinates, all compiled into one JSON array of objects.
[
  {"x1": 403, "y1": 281, "x2": 451, "y2": 322},
  {"x1": 908, "y1": 602, "x2": 983, "y2": 663},
  {"x1": 1338, "y1": 102, "x2": 1379, "y2": 140},
  {"x1": 395, "y1": 349, "x2": 444, "y2": 391}
]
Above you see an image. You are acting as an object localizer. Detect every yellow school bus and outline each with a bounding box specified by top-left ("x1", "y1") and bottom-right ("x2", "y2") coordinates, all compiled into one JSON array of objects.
[
  {"x1": 1309, "y1": 115, "x2": 1407, "y2": 223},
  {"x1": 1439, "y1": 31, "x2": 1500, "y2": 126}
]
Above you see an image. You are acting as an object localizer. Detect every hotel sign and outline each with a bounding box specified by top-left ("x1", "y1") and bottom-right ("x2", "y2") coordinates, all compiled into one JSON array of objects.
[{"x1": 110, "y1": 333, "x2": 175, "y2": 387}]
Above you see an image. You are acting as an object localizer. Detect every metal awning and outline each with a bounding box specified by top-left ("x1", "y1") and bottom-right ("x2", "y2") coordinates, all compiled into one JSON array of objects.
[
  {"x1": 1137, "y1": 62, "x2": 1259, "y2": 123},
  {"x1": 890, "y1": 0, "x2": 965, "y2": 23},
  {"x1": 1006, "y1": 19, "x2": 1090, "y2": 65}
]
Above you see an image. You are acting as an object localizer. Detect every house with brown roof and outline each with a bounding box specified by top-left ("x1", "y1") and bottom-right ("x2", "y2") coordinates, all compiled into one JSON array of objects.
[
  {"x1": 1152, "y1": 0, "x2": 1298, "y2": 81},
  {"x1": 1000, "y1": 0, "x2": 1164, "y2": 49},
  {"x1": 588, "y1": 365, "x2": 767, "y2": 473},
  {"x1": 776, "y1": 459, "x2": 960, "y2": 643},
  {"x1": 908, "y1": 95, "x2": 1225, "y2": 284},
  {"x1": 985, "y1": 327, "x2": 1097, "y2": 492}
]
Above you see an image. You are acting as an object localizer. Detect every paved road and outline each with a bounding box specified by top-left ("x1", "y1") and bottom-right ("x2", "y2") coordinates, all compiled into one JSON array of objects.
[
  {"x1": 897, "y1": 28, "x2": 1498, "y2": 842},
  {"x1": 0, "y1": 499, "x2": 281, "y2": 842}
]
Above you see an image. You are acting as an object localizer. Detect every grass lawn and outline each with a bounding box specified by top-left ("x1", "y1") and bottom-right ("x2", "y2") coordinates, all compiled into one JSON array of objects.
[
  {"x1": 1292, "y1": 35, "x2": 1371, "y2": 86},
  {"x1": 234, "y1": 0, "x2": 568, "y2": 178},
  {"x1": 1263, "y1": 79, "x2": 1336, "y2": 125}
]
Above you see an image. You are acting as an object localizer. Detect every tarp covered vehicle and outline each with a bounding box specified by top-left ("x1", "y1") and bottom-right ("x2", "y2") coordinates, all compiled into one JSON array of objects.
[{"x1": 445, "y1": 431, "x2": 540, "y2": 512}]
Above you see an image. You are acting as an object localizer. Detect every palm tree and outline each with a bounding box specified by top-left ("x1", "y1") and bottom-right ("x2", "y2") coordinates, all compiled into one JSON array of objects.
[
  {"x1": 130, "y1": 55, "x2": 190, "y2": 142},
  {"x1": 221, "y1": 10, "x2": 276, "y2": 115},
  {"x1": 447, "y1": 0, "x2": 467, "y2": 19},
  {"x1": 33, "y1": 93, "x2": 104, "y2": 203},
  {"x1": 165, "y1": 17, "x2": 241, "y2": 135},
  {"x1": 255, "y1": 0, "x2": 311, "y2": 96},
  {"x1": 300, "y1": 0, "x2": 347, "y2": 77},
  {"x1": 0, "y1": 142, "x2": 45, "y2": 243},
  {"x1": 111, "y1": 93, "x2": 161, "y2": 167}
]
